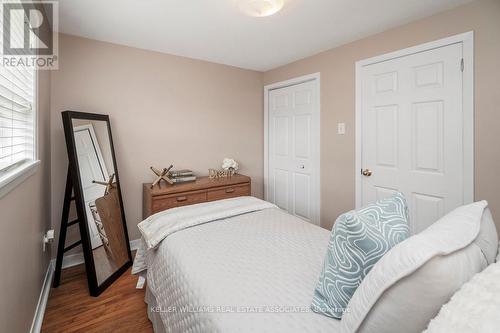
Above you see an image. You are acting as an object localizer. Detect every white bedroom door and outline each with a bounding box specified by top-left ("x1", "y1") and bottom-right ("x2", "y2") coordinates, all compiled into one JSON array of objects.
[
  {"x1": 74, "y1": 125, "x2": 110, "y2": 249},
  {"x1": 267, "y1": 78, "x2": 320, "y2": 225},
  {"x1": 359, "y1": 42, "x2": 467, "y2": 233}
]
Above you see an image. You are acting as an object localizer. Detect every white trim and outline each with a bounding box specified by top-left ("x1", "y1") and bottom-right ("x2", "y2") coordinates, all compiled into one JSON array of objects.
[
  {"x1": 73, "y1": 124, "x2": 110, "y2": 179},
  {"x1": 30, "y1": 239, "x2": 140, "y2": 333},
  {"x1": 264, "y1": 73, "x2": 320, "y2": 91},
  {"x1": 263, "y1": 72, "x2": 321, "y2": 225},
  {"x1": 0, "y1": 160, "x2": 40, "y2": 199},
  {"x1": 34, "y1": 66, "x2": 39, "y2": 162},
  {"x1": 355, "y1": 60, "x2": 363, "y2": 209},
  {"x1": 356, "y1": 31, "x2": 474, "y2": 67},
  {"x1": 50, "y1": 239, "x2": 142, "y2": 270},
  {"x1": 0, "y1": 63, "x2": 40, "y2": 199},
  {"x1": 73, "y1": 123, "x2": 111, "y2": 248},
  {"x1": 59, "y1": 252, "x2": 85, "y2": 270},
  {"x1": 355, "y1": 31, "x2": 474, "y2": 208},
  {"x1": 129, "y1": 238, "x2": 142, "y2": 250},
  {"x1": 461, "y1": 32, "x2": 474, "y2": 204},
  {"x1": 29, "y1": 261, "x2": 54, "y2": 333}
]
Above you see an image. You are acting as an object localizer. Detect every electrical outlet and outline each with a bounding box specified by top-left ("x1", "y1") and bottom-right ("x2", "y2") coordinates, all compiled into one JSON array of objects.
[
  {"x1": 337, "y1": 122, "x2": 346, "y2": 135},
  {"x1": 136, "y1": 275, "x2": 146, "y2": 289},
  {"x1": 43, "y1": 229, "x2": 55, "y2": 252}
]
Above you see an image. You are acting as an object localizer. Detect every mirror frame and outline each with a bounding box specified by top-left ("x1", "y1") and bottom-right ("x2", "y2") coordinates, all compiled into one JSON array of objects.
[{"x1": 62, "y1": 111, "x2": 132, "y2": 296}]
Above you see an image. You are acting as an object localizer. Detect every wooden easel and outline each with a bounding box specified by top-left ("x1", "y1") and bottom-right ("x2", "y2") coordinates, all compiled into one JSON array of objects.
[{"x1": 53, "y1": 166, "x2": 83, "y2": 287}]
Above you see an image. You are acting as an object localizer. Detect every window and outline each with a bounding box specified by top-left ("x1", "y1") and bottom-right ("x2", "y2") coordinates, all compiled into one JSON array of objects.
[
  {"x1": 0, "y1": 4, "x2": 38, "y2": 196},
  {"x1": 0, "y1": 67, "x2": 35, "y2": 171}
]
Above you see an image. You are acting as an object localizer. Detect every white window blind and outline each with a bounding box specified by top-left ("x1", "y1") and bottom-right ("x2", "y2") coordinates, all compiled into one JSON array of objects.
[{"x1": 0, "y1": 4, "x2": 35, "y2": 173}]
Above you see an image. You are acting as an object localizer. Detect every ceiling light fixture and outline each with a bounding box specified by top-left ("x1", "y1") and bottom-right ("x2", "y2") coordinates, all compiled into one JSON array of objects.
[{"x1": 239, "y1": 0, "x2": 284, "y2": 17}]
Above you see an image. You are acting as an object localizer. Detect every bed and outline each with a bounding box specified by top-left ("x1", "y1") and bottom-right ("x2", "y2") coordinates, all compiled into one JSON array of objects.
[
  {"x1": 133, "y1": 196, "x2": 500, "y2": 333},
  {"x1": 132, "y1": 197, "x2": 341, "y2": 333}
]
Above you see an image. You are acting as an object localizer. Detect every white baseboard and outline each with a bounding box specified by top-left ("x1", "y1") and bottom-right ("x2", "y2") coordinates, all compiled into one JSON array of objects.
[
  {"x1": 31, "y1": 239, "x2": 141, "y2": 332},
  {"x1": 129, "y1": 238, "x2": 142, "y2": 251},
  {"x1": 59, "y1": 251, "x2": 85, "y2": 269},
  {"x1": 30, "y1": 261, "x2": 54, "y2": 333},
  {"x1": 50, "y1": 238, "x2": 141, "y2": 270}
]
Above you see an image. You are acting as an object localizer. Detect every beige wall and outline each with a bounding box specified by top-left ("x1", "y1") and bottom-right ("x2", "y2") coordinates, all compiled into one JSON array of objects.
[
  {"x1": 51, "y1": 0, "x2": 500, "y2": 252},
  {"x1": 50, "y1": 34, "x2": 264, "y2": 244},
  {"x1": 0, "y1": 3, "x2": 52, "y2": 331},
  {"x1": 263, "y1": 0, "x2": 500, "y2": 231},
  {"x1": 1, "y1": 0, "x2": 496, "y2": 329},
  {"x1": 0, "y1": 57, "x2": 52, "y2": 333}
]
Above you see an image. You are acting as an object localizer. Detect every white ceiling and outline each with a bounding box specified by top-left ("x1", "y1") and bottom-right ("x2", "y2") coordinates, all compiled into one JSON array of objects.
[{"x1": 57, "y1": 0, "x2": 473, "y2": 71}]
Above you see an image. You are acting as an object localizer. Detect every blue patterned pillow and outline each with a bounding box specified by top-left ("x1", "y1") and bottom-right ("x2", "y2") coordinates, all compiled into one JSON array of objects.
[{"x1": 311, "y1": 192, "x2": 410, "y2": 319}]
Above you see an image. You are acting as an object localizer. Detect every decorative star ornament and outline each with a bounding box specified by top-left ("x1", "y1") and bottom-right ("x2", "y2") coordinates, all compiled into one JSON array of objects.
[
  {"x1": 150, "y1": 165, "x2": 174, "y2": 188},
  {"x1": 93, "y1": 173, "x2": 116, "y2": 195}
]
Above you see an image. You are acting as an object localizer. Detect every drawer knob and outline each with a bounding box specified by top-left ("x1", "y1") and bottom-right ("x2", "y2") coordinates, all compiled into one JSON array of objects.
[
  {"x1": 176, "y1": 196, "x2": 188, "y2": 202},
  {"x1": 225, "y1": 188, "x2": 235, "y2": 193}
]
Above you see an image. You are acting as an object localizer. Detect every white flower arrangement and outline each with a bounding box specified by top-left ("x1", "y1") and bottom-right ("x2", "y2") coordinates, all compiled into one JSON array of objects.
[{"x1": 221, "y1": 158, "x2": 239, "y2": 172}]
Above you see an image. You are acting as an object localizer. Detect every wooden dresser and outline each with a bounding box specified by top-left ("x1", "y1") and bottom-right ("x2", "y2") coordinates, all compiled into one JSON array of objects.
[{"x1": 143, "y1": 174, "x2": 251, "y2": 219}]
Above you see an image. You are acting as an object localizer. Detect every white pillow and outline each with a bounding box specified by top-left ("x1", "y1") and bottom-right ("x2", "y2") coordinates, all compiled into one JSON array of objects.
[
  {"x1": 475, "y1": 208, "x2": 498, "y2": 264},
  {"x1": 424, "y1": 260, "x2": 500, "y2": 333},
  {"x1": 340, "y1": 201, "x2": 497, "y2": 333},
  {"x1": 497, "y1": 242, "x2": 500, "y2": 262}
]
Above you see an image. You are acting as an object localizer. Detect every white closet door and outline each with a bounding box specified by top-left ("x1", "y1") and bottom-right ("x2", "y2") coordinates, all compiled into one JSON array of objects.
[
  {"x1": 268, "y1": 80, "x2": 319, "y2": 225},
  {"x1": 360, "y1": 42, "x2": 463, "y2": 233},
  {"x1": 74, "y1": 127, "x2": 109, "y2": 249}
]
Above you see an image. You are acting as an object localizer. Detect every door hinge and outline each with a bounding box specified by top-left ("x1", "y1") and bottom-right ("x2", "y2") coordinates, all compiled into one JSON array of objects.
[{"x1": 460, "y1": 58, "x2": 464, "y2": 72}]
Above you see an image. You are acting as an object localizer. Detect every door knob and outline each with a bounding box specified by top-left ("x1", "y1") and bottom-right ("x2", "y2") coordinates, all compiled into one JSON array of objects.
[{"x1": 362, "y1": 169, "x2": 372, "y2": 177}]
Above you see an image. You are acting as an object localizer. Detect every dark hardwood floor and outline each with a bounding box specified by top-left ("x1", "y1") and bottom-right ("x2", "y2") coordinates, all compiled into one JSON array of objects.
[{"x1": 41, "y1": 264, "x2": 153, "y2": 333}]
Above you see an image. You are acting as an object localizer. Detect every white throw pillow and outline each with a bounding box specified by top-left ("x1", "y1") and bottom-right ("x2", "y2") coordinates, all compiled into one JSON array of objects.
[
  {"x1": 340, "y1": 201, "x2": 497, "y2": 333},
  {"x1": 497, "y1": 242, "x2": 500, "y2": 262},
  {"x1": 424, "y1": 260, "x2": 500, "y2": 333},
  {"x1": 475, "y1": 208, "x2": 498, "y2": 264}
]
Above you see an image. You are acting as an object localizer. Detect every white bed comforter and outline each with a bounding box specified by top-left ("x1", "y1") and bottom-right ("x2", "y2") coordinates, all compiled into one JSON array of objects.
[
  {"x1": 132, "y1": 197, "x2": 341, "y2": 333},
  {"x1": 138, "y1": 196, "x2": 277, "y2": 250},
  {"x1": 132, "y1": 197, "x2": 277, "y2": 274}
]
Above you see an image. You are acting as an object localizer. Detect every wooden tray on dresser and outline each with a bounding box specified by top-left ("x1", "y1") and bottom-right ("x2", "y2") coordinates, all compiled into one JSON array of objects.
[{"x1": 143, "y1": 174, "x2": 251, "y2": 219}]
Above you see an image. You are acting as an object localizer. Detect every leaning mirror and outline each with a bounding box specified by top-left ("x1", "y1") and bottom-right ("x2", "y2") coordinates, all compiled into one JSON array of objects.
[{"x1": 58, "y1": 111, "x2": 132, "y2": 296}]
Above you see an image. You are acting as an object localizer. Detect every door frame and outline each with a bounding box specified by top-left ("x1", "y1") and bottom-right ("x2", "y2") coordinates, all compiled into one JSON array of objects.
[
  {"x1": 264, "y1": 72, "x2": 321, "y2": 225},
  {"x1": 74, "y1": 124, "x2": 110, "y2": 249},
  {"x1": 355, "y1": 31, "x2": 474, "y2": 208},
  {"x1": 74, "y1": 124, "x2": 110, "y2": 181}
]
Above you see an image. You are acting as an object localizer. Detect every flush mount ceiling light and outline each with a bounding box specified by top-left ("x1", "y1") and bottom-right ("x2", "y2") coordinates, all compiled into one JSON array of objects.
[{"x1": 239, "y1": 0, "x2": 284, "y2": 17}]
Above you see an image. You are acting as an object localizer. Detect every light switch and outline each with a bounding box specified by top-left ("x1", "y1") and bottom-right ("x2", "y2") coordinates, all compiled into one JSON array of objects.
[{"x1": 337, "y1": 122, "x2": 346, "y2": 135}]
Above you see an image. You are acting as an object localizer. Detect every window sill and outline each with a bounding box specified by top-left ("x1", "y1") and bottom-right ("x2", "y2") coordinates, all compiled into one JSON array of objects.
[{"x1": 0, "y1": 160, "x2": 41, "y2": 199}]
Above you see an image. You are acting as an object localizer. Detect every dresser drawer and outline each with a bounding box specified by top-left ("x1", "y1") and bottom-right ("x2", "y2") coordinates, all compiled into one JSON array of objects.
[
  {"x1": 143, "y1": 175, "x2": 251, "y2": 219},
  {"x1": 152, "y1": 191, "x2": 207, "y2": 213},
  {"x1": 207, "y1": 184, "x2": 250, "y2": 202}
]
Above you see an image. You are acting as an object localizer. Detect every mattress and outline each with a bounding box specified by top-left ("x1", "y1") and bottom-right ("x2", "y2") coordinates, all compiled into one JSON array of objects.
[
  {"x1": 144, "y1": 207, "x2": 341, "y2": 333},
  {"x1": 146, "y1": 287, "x2": 167, "y2": 333}
]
